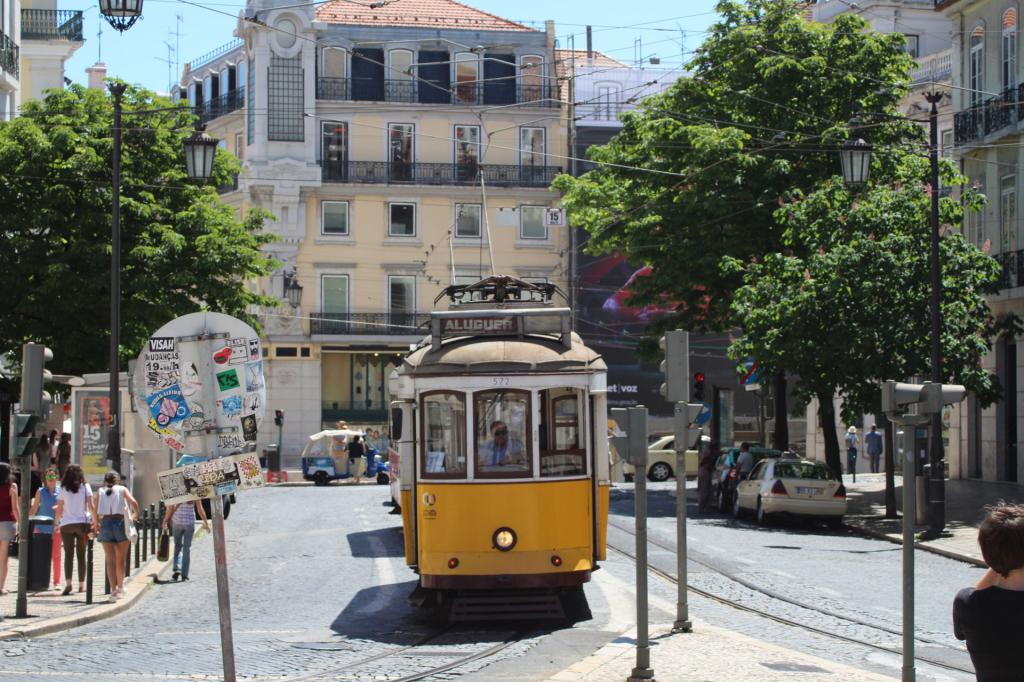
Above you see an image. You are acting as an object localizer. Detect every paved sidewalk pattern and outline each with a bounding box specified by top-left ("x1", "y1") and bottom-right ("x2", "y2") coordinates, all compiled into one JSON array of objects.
[
  {"x1": 841, "y1": 473, "x2": 1024, "y2": 566},
  {"x1": 548, "y1": 622, "x2": 894, "y2": 682}
]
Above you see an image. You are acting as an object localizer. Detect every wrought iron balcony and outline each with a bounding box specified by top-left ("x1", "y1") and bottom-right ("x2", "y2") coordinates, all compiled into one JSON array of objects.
[
  {"x1": 986, "y1": 88, "x2": 1017, "y2": 134},
  {"x1": 310, "y1": 312, "x2": 431, "y2": 336},
  {"x1": 954, "y1": 104, "x2": 984, "y2": 145},
  {"x1": 321, "y1": 160, "x2": 561, "y2": 188},
  {"x1": 316, "y1": 77, "x2": 559, "y2": 107},
  {"x1": 21, "y1": 9, "x2": 83, "y2": 41},
  {"x1": 957, "y1": 88, "x2": 1018, "y2": 145},
  {"x1": 0, "y1": 31, "x2": 18, "y2": 80},
  {"x1": 196, "y1": 87, "x2": 245, "y2": 124},
  {"x1": 995, "y1": 249, "x2": 1024, "y2": 290}
]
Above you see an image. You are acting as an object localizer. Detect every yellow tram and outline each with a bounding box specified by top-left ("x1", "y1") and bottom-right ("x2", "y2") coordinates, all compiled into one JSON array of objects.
[{"x1": 388, "y1": 276, "x2": 609, "y2": 620}]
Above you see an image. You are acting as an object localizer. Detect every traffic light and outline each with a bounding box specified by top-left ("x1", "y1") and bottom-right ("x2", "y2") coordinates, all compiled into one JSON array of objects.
[
  {"x1": 880, "y1": 381, "x2": 925, "y2": 414},
  {"x1": 881, "y1": 380, "x2": 967, "y2": 415},
  {"x1": 920, "y1": 382, "x2": 967, "y2": 414},
  {"x1": 610, "y1": 407, "x2": 647, "y2": 466},
  {"x1": 20, "y1": 343, "x2": 53, "y2": 418},
  {"x1": 274, "y1": 409, "x2": 284, "y2": 427},
  {"x1": 659, "y1": 331, "x2": 689, "y2": 403},
  {"x1": 12, "y1": 413, "x2": 38, "y2": 462},
  {"x1": 693, "y1": 372, "x2": 706, "y2": 402}
]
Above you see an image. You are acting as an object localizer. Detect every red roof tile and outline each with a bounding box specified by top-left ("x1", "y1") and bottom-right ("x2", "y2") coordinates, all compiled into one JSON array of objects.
[{"x1": 315, "y1": 0, "x2": 535, "y2": 32}]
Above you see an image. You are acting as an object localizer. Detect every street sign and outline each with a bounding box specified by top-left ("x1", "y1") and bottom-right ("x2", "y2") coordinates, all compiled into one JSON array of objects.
[
  {"x1": 543, "y1": 208, "x2": 566, "y2": 227},
  {"x1": 157, "y1": 452, "x2": 265, "y2": 505},
  {"x1": 131, "y1": 312, "x2": 266, "y2": 457},
  {"x1": 739, "y1": 359, "x2": 761, "y2": 386}
]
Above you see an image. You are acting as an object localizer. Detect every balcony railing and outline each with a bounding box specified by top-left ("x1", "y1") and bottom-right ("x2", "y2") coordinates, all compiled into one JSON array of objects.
[
  {"x1": 196, "y1": 87, "x2": 245, "y2": 124},
  {"x1": 321, "y1": 160, "x2": 561, "y2": 188},
  {"x1": 995, "y1": 249, "x2": 1024, "y2": 290},
  {"x1": 310, "y1": 312, "x2": 431, "y2": 336},
  {"x1": 986, "y1": 88, "x2": 1017, "y2": 134},
  {"x1": 316, "y1": 77, "x2": 559, "y2": 107},
  {"x1": 954, "y1": 104, "x2": 984, "y2": 145},
  {"x1": 956, "y1": 88, "x2": 1019, "y2": 145},
  {"x1": 909, "y1": 48, "x2": 952, "y2": 85},
  {"x1": 0, "y1": 31, "x2": 18, "y2": 80},
  {"x1": 20, "y1": 9, "x2": 84, "y2": 41},
  {"x1": 188, "y1": 38, "x2": 243, "y2": 71}
]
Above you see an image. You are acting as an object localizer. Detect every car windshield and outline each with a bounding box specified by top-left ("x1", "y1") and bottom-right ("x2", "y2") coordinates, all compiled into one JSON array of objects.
[{"x1": 774, "y1": 462, "x2": 833, "y2": 481}]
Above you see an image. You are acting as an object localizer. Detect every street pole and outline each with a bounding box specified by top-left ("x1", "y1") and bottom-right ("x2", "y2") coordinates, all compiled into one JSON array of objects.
[
  {"x1": 625, "y1": 406, "x2": 653, "y2": 682},
  {"x1": 212, "y1": 494, "x2": 237, "y2": 682},
  {"x1": 925, "y1": 91, "x2": 945, "y2": 538},
  {"x1": 14, "y1": 421, "x2": 35, "y2": 618},
  {"x1": 898, "y1": 414, "x2": 928, "y2": 682},
  {"x1": 672, "y1": 402, "x2": 694, "y2": 634},
  {"x1": 108, "y1": 82, "x2": 127, "y2": 476}
]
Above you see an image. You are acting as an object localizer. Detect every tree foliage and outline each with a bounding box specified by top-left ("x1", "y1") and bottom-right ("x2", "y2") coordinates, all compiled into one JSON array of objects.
[
  {"x1": 555, "y1": 0, "x2": 920, "y2": 333},
  {"x1": 0, "y1": 83, "x2": 277, "y2": 376},
  {"x1": 728, "y1": 155, "x2": 1000, "y2": 475}
]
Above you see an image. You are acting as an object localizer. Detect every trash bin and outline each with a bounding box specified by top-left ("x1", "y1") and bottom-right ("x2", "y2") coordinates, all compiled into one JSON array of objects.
[
  {"x1": 266, "y1": 444, "x2": 280, "y2": 472},
  {"x1": 28, "y1": 515, "x2": 54, "y2": 591}
]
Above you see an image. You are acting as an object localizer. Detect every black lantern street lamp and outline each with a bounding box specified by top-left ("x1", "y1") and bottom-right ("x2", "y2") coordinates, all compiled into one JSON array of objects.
[
  {"x1": 98, "y1": 0, "x2": 143, "y2": 32},
  {"x1": 184, "y1": 126, "x2": 219, "y2": 182},
  {"x1": 283, "y1": 270, "x2": 304, "y2": 308},
  {"x1": 839, "y1": 137, "x2": 873, "y2": 188}
]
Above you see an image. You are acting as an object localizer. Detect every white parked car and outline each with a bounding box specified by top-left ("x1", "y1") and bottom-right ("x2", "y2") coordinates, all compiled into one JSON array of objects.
[
  {"x1": 621, "y1": 435, "x2": 698, "y2": 482},
  {"x1": 732, "y1": 457, "x2": 846, "y2": 528}
]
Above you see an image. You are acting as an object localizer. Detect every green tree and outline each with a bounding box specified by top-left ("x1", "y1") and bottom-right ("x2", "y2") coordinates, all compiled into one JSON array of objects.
[
  {"x1": 0, "y1": 83, "x2": 277, "y2": 376},
  {"x1": 554, "y1": 0, "x2": 920, "y2": 446},
  {"x1": 728, "y1": 154, "x2": 1000, "y2": 476}
]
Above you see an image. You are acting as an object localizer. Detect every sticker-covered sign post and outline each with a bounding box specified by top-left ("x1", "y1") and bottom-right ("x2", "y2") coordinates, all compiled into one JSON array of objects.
[{"x1": 132, "y1": 312, "x2": 266, "y2": 682}]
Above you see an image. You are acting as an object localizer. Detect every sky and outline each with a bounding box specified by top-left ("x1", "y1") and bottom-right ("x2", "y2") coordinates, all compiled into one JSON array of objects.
[{"x1": 64, "y1": 0, "x2": 722, "y2": 95}]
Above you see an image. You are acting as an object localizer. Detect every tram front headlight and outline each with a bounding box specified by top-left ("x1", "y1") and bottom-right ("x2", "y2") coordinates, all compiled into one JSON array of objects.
[{"x1": 492, "y1": 527, "x2": 517, "y2": 552}]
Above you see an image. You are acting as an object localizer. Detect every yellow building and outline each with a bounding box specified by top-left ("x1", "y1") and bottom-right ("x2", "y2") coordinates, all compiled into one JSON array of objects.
[{"x1": 177, "y1": 0, "x2": 569, "y2": 462}]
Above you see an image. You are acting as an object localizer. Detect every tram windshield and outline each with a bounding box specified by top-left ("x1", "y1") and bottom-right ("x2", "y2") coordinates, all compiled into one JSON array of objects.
[
  {"x1": 540, "y1": 389, "x2": 586, "y2": 477},
  {"x1": 475, "y1": 390, "x2": 531, "y2": 477},
  {"x1": 422, "y1": 392, "x2": 467, "y2": 478}
]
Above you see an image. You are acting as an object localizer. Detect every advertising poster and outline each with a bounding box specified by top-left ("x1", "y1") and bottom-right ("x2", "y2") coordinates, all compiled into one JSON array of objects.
[{"x1": 73, "y1": 390, "x2": 110, "y2": 478}]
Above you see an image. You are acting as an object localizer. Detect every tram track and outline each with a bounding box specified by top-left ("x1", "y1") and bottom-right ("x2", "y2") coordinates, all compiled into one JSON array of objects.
[{"x1": 607, "y1": 520, "x2": 974, "y2": 677}]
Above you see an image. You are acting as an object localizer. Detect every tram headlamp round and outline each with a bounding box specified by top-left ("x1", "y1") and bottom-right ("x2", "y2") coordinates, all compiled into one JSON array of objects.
[{"x1": 492, "y1": 527, "x2": 517, "y2": 552}]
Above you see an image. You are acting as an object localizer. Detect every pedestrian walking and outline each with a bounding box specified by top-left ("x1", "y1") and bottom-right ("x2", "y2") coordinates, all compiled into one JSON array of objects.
[
  {"x1": 55, "y1": 434, "x2": 71, "y2": 479},
  {"x1": 697, "y1": 438, "x2": 715, "y2": 512},
  {"x1": 55, "y1": 464, "x2": 92, "y2": 595},
  {"x1": 348, "y1": 435, "x2": 365, "y2": 484},
  {"x1": 865, "y1": 425, "x2": 883, "y2": 474},
  {"x1": 30, "y1": 468, "x2": 62, "y2": 589},
  {"x1": 29, "y1": 435, "x2": 48, "y2": 498},
  {"x1": 95, "y1": 471, "x2": 139, "y2": 601},
  {"x1": 953, "y1": 504, "x2": 1024, "y2": 680},
  {"x1": 161, "y1": 499, "x2": 209, "y2": 582},
  {"x1": 844, "y1": 426, "x2": 859, "y2": 480},
  {"x1": 0, "y1": 463, "x2": 19, "y2": 595}
]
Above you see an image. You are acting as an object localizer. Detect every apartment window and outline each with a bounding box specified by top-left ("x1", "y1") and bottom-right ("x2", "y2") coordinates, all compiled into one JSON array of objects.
[
  {"x1": 220, "y1": 68, "x2": 229, "y2": 95},
  {"x1": 203, "y1": 75, "x2": 213, "y2": 102},
  {"x1": 321, "y1": 47, "x2": 347, "y2": 78},
  {"x1": 389, "y1": 123, "x2": 414, "y2": 181},
  {"x1": 234, "y1": 132, "x2": 244, "y2": 161},
  {"x1": 389, "y1": 203, "x2": 416, "y2": 237},
  {"x1": 520, "y1": 205, "x2": 547, "y2": 240},
  {"x1": 238, "y1": 60, "x2": 246, "y2": 91},
  {"x1": 454, "y1": 125, "x2": 481, "y2": 181},
  {"x1": 940, "y1": 129, "x2": 953, "y2": 157},
  {"x1": 388, "y1": 275, "x2": 416, "y2": 316},
  {"x1": 1004, "y1": 10, "x2": 1018, "y2": 91},
  {"x1": 322, "y1": 122, "x2": 348, "y2": 162},
  {"x1": 189, "y1": 83, "x2": 198, "y2": 109},
  {"x1": 455, "y1": 204, "x2": 482, "y2": 238},
  {"x1": 971, "y1": 26, "x2": 985, "y2": 107},
  {"x1": 968, "y1": 177, "x2": 986, "y2": 247},
  {"x1": 1001, "y1": 175, "x2": 1017, "y2": 257},
  {"x1": 321, "y1": 275, "x2": 349, "y2": 314},
  {"x1": 389, "y1": 49, "x2": 415, "y2": 102},
  {"x1": 454, "y1": 52, "x2": 479, "y2": 104},
  {"x1": 268, "y1": 55, "x2": 304, "y2": 142},
  {"x1": 521, "y1": 54, "x2": 544, "y2": 101},
  {"x1": 321, "y1": 201, "x2": 349, "y2": 236},
  {"x1": 520, "y1": 127, "x2": 546, "y2": 184},
  {"x1": 246, "y1": 58, "x2": 255, "y2": 145},
  {"x1": 904, "y1": 34, "x2": 920, "y2": 59},
  {"x1": 596, "y1": 83, "x2": 620, "y2": 120}
]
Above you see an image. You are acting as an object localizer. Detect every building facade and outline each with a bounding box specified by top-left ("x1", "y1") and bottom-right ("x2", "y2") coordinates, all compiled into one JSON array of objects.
[
  {"x1": 0, "y1": 0, "x2": 82, "y2": 119},
  {"x1": 942, "y1": 0, "x2": 1024, "y2": 484},
  {"x1": 178, "y1": 0, "x2": 570, "y2": 462}
]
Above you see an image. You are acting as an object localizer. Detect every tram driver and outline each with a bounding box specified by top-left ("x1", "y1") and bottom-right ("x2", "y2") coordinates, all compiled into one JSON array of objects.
[{"x1": 478, "y1": 421, "x2": 527, "y2": 471}]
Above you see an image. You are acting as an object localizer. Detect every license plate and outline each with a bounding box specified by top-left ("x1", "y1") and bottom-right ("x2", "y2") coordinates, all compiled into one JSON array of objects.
[{"x1": 795, "y1": 487, "x2": 821, "y2": 495}]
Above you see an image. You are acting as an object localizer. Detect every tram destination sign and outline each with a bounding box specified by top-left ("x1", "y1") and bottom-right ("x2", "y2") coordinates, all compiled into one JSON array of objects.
[
  {"x1": 432, "y1": 309, "x2": 572, "y2": 351},
  {"x1": 440, "y1": 316, "x2": 517, "y2": 335}
]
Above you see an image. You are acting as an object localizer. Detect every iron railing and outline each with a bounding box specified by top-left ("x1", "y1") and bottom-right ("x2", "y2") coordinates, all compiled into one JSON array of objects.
[
  {"x1": 986, "y1": 88, "x2": 1017, "y2": 134},
  {"x1": 957, "y1": 88, "x2": 1019, "y2": 145},
  {"x1": 321, "y1": 160, "x2": 560, "y2": 188},
  {"x1": 310, "y1": 312, "x2": 431, "y2": 336},
  {"x1": 995, "y1": 249, "x2": 1024, "y2": 290},
  {"x1": 196, "y1": 87, "x2": 245, "y2": 124},
  {"x1": 188, "y1": 39, "x2": 243, "y2": 71},
  {"x1": 0, "y1": 31, "x2": 18, "y2": 80},
  {"x1": 21, "y1": 9, "x2": 83, "y2": 41},
  {"x1": 316, "y1": 77, "x2": 559, "y2": 107},
  {"x1": 954, "y1": 103, "x2": 985, "y2": 145}
]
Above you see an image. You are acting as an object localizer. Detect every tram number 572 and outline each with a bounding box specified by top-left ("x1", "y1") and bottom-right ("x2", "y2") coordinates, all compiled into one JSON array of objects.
[{"x1": 492, "y1": 377, "x2": 510, "y2": 386}]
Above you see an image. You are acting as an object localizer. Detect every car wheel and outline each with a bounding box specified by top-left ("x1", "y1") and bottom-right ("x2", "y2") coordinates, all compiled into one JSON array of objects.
[
  {"x1": 648, "y1": 462, "x2": 672, "y2": 482},
  {"x1": 732, "y1": 492, "x2": 743, "y2": 519},
  {"x1": 314, "y1": 471, "x2": 328, "y2": 487},
  {"x1": 377, "y1": 472, "x2": 389, "y2": 485},
  {"x1": 756, "y1": 498, "x2": 770, "y2": 526},
  {"x1": 826, "y1": 516, "x2": 843, "y2": 530}
]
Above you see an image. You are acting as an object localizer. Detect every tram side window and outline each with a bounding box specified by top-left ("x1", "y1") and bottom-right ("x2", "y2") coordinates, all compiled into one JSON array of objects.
[
  {"x1": 474, "y1": 390, "x2": 532, "y2": 477},
  {"x1": 422, "y1": 392, "x2": 466, "y2": 478},
  {"x1": 540, "y1": 389, "x2": 585, "y2": 477}
]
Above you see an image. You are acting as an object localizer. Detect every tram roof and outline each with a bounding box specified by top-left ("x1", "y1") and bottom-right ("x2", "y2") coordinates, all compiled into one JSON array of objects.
[{"x1": 401, "y1": 331, "x2": 606, "y2": 376}]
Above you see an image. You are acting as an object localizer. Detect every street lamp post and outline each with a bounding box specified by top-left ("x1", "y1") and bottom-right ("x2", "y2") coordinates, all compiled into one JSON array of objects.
[{"x1": 108, "y1": 81, "x2": 126, "y2": 475}]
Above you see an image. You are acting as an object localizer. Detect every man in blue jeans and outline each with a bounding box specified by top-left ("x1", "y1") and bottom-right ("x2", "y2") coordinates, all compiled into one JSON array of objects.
[{"x1": 162, "y1": 500, "x2": 210, "y2": 581}]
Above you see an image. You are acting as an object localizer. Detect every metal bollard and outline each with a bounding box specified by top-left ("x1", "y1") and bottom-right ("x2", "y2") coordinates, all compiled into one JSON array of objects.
[
  {"x1": 149, "y1": 504, "x2": 157, "y2": 556},
  {"x1": 124, "y1": 539, "x2": 131, "y2": 578},
  {"x1": 142, "y1": 510, "x2": 148, "y2": 562},
  {"x1": 86, "y1": 539, "x2": 94, "y2": 604},
  {"x1": 135, "y1": 521, "x2": 141, "y2": 568}
]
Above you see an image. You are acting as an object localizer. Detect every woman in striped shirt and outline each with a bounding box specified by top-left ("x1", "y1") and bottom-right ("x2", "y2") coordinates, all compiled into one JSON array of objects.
[{"x1": 161, "y1": 500, "x2": 209, "y2": 582}]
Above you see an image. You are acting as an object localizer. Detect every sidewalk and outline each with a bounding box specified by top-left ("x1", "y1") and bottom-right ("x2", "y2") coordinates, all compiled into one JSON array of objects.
[
  {"x1": 547, "y1": 622, "x2": 893, "y2": 682},
  {"x1": 0, "y1": 533, "x2": 174, "y2": 638},
  {"x1": 842, "y1": 473, "x2": 1024, "y2": 566}
]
